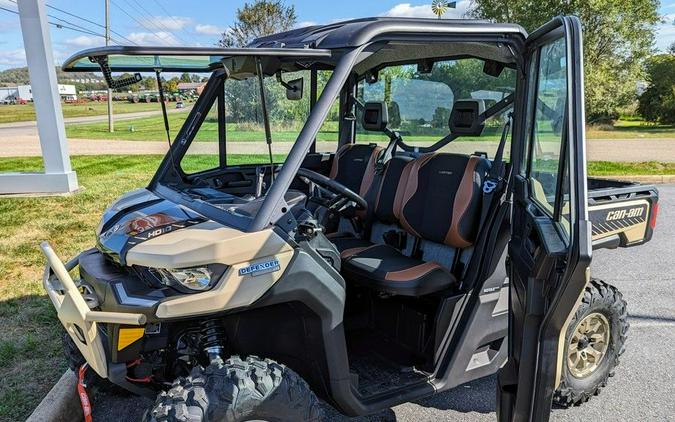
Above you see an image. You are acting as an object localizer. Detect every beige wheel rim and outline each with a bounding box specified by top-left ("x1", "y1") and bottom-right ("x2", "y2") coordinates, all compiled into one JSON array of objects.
[{"x1": 567, "y1": 312, "x2": 610, "y2": 378}]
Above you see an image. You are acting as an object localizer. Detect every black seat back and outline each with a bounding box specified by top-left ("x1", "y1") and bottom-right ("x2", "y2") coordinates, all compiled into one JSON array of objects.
[
  {"x1": 329, "y1": 143, "x2": 381, "y2": 197},
  {"x1": 393, "y1": 153, "x2": 490, "y2": 248}
]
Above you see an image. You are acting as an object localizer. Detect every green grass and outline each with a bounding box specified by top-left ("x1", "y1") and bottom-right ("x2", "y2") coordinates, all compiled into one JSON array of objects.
[
  {"x1": 65, "y1": 113, "x2": 508, "y2": 143},
  {"x1": 0, "y1": 154, "x2": 671, "y2": 421},
  {"x1": 587, "y1": 161, "x2": 675, "y2": 175},
  {"x1": 65, "y1": 114, "x2": 675, "y2": 142},
  {"x1": 0, "y1": 154, "x2": 273, "y2": 422},
  {"x1": 65, "y1": 113, "x2": 344, "y2": 143},
  {"x1": 586, "y1": 119, "x2": 675, "y2": 139},
  {"x1": 0, "y1": 102, "x2": 163, "y2": 124}
]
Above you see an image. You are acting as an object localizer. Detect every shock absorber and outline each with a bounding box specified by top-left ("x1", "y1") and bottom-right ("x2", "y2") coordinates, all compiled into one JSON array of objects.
[{"x1": 200, "y1": 319, "x2": 226, "y2": 363}]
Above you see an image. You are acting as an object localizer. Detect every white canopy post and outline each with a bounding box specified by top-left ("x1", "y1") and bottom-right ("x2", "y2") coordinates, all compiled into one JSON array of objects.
[{"x1": 0, "y1": 0, "x2": 78, "y2": 194}]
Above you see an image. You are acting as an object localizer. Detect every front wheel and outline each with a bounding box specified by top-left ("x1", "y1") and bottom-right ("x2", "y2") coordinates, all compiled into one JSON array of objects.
[
  {"x1": 553, "y1": 278, "x2": 628, "y2": 407},
  {"x1": 144, "y1": 355, "x2": 323, "y2": 422}
]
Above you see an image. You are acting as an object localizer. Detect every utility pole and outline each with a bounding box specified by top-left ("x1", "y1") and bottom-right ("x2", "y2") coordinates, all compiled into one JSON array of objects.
[{"x1": 105, "y1": 0, "x2": 113, "y2": 132}]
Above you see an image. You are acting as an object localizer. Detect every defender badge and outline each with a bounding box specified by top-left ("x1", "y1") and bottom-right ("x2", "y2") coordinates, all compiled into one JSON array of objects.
[{"x1": 239, "y1": 259, "x2": 281, "y2": 277}]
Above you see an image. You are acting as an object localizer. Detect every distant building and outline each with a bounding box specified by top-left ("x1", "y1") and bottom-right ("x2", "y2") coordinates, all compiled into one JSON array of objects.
[
  {"x1": 0, "y1": 84, "x2": 77, "y2": 103},
  {"x1": 177, "y1": 82, "x2": 206, "y2": 95}
]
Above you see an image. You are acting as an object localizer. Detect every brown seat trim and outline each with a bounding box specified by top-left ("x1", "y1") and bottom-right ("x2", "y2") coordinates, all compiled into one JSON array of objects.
[
  {"x1": 358, "y1": 146, "x2": 383, "y2": 197},
  {"x1": 384, "y1": 261, "x2": 444, "y2": 282},
  {"x1": 340, "y1": 244, "x2": 377, "y2": 259},
  {"x1": 329, "y1": 144, "x2": 352, "y2": 179},
  {"x1": 444, "y1": 155, "x2": 480, "y2": 248},
  {"x1": 391, "y1": 159, "x2": 414, "y2": 221}
]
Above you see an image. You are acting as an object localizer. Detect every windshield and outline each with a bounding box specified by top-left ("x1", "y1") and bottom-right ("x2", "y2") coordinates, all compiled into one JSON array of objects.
[
  {"x1": 154, "y1": 55, "x2": 346, "y2": 233},
  {"x1": 355, "y1": 58, "x2": 516, "y2": 159},
  {"x1": 181, "y1": 69, "x2": 336, "y2": 174}
]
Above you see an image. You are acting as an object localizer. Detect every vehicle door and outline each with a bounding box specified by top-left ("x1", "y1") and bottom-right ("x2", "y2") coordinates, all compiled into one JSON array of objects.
[{"x1": 498, "y1": 16, "x2": 592, "y2": 422}]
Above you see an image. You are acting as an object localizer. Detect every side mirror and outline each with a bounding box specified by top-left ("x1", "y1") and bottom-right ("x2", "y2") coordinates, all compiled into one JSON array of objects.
[{"x1": 286, "y1": 78, "x2": 303, "y2": 101}]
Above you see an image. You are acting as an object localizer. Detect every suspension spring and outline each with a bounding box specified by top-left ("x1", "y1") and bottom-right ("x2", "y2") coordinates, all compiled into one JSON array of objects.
[{"x1": 200, "y1": 319, "x2": 226, "y2": 362}]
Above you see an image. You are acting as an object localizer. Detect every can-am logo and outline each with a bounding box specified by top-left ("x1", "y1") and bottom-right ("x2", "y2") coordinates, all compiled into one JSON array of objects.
[
  {"x1": 605, "y1": 207, "x2": 645, "y2": 221},
  {"x1": 239, "y1": 259, "x2": 281, "y2": 277}
]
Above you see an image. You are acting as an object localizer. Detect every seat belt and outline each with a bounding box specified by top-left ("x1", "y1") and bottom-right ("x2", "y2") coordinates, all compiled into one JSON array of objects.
[
  {"x1": 374, "y1": 131, "x2": 400, "y2": 174},
  {"x1": 477, "y1": 113, "x2": 512, "y2": 236}
]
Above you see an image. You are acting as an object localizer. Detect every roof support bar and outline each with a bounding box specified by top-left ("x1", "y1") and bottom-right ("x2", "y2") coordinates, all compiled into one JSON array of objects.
[{"x1": 250, "y1": 48, "x2": 365, "y2": 231}]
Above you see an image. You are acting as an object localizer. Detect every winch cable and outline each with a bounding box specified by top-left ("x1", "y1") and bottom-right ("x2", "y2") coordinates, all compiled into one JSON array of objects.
[
  {"x1": 255, "y1": 57, "x2": 275, "y2": 183},
  {"x1": 77, "y1": 363, "x2": 93, "y2": 422},
  {"x1": 155, "y1": 69, "x2": 179, "y2": 176}
]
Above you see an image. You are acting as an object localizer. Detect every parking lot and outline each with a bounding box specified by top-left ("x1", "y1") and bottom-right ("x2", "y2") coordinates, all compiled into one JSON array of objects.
[{"x1": 92, "y1": 186, "x2": 674, "y2": 422}]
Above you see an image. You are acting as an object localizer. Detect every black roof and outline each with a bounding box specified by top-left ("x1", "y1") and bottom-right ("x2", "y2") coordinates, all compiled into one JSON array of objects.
[
  {"x1": 249, "y1": 17, "x2": 527, "y2": 49},
  {"x1": 62, "y1": 17, "x2": 527, "y2": 73}
]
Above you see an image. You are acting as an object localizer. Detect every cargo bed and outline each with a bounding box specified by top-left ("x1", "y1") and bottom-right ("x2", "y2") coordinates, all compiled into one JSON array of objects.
[{"x1": 588, "y1": 178, "x2": 659, "y2": 250}]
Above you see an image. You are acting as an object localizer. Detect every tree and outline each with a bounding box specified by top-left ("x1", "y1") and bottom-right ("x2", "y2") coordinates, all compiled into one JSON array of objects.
[
  {"x1": 141, "y1": 77, "x2": 156, "y2": 91},
  {"x1": 219, "y1": 1, "x2": 297, "y2": 47},
  {"x1": 638, "y1": 54, "x2": 675, "y2": 124},
  {"x1": 432, "y1": 106, "x2": 451, "y2": 128},
  {"x1": 180, "y1": 72, "x2": 192, "y2": 83},
  {"x1": 471, "y1": 0, "x2": 660, "y2": 122},
  {"x1": 669, "y1": 42, "x2": 675, "y2": 55},
  {"x1": 165, "y1": 77, "x2": 180, "y2": 92}
]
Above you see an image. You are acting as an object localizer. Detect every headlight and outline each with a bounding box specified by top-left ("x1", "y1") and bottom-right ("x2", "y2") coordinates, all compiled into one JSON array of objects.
[{"x1": 159, "y1": 267, "x2": 214, "y2": 292}]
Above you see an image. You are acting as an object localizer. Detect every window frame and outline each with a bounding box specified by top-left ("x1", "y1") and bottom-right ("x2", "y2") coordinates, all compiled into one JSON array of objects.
[{"x1": 524, "y1": 31, "x2": 573, "y2": 240}]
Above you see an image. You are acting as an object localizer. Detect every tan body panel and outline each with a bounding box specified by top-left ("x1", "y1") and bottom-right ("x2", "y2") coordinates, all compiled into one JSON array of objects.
[
  {"x1": 589, "y1": 199, "x2": 650, "y2": 245},
  {"x1": 155, "y1": 249, "x2": 294, "y2": 318},
  {"x1": 126, "y1": 222, "x2": 295, "y2": 318},
  {"x1": 126, "y1": 221, "x2": 292, "y2": 268}
]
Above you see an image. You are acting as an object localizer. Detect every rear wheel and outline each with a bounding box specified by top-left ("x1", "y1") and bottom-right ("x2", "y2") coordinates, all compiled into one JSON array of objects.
[
  {"x1": 144, "y1": 355, "x2": 323, "y2": 422},
  {"x1": 553, "y1": 278, "x2": 628, "y2": 407}
]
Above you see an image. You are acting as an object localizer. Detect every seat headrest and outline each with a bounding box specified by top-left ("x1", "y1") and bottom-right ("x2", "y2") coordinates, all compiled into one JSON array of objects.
[
  {"x1": 449, "y1": 99, "x2": 485, "y2": 135},
  {"x1": 362, "y1": 102, "x2": 389, "y2": 132}
]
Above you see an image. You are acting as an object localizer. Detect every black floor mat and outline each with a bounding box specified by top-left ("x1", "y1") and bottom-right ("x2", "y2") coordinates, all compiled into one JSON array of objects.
[
  {"x1": 349, "y1": 352, "x2": 430, "y2": 396},
  {"x1": 347, "y1": 330, "x2": 431, "y2": 397}
]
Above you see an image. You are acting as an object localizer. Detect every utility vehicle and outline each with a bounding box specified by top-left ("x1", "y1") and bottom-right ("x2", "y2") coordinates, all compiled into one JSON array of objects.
[{"x1": 44, "y1": 16, "x2": 659, "y2": 422}]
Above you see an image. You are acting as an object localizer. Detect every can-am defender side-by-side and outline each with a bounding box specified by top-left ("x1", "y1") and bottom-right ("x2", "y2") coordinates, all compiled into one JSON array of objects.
[{"x1": 44, "y1": 17, "x2": 658, "y2": 422}]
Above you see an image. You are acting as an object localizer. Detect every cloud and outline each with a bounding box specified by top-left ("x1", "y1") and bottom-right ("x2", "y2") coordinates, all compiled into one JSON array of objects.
[
  {"x1": 656, "y1": 25, "x2": 675, "y2": 50},
  {"x1": 0, "y1": 48, "x2": 26, "y2": 68},
  {"x1": 654, "y1": 13, "x2": 675, "y2": 51},
  {"x1": 195, "y1": 24, "x2": 224, "y2": 35},
  {"x1": 0, "y1": 19, "x2": 18, "y2": 33},
  {"x1": 127, "y1": 31, "x2": 180, "y2": 46},
  {"x1": 381, "y1": 1, "x2": 472, "y2": 19},
  {"x1": 295, "y1": 21, "x2": 318, "y2": 29},
  {"x1": 63, "y1": 35, "x2": 101, "y2": 48},
  {"x1": 141, "y1": 16, "x2": 193, "y2": 31}
]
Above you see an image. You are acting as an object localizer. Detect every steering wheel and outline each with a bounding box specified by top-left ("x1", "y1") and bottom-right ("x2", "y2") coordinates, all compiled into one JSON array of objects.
[{"x1": 296, "y1": 168, "x2": 367, "y2": 212}]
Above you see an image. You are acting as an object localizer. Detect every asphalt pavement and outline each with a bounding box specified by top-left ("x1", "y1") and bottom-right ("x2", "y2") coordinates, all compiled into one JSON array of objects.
[{"x1": 91, "y1": 185, "x2": 675, "y2": 422}]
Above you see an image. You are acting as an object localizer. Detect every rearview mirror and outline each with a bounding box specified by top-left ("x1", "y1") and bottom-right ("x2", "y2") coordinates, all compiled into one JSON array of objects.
[{"x1": 286, "y1": 78, "x2": 304, "y2": 101}]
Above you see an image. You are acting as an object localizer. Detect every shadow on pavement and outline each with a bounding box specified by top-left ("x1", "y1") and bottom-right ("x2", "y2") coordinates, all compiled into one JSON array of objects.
[
  {"x1": 94, "y1": 375, "x2": 496, "y2": 421},
  {"x1": 414, "y1": 376, "x2": 496, "y2": 414}
]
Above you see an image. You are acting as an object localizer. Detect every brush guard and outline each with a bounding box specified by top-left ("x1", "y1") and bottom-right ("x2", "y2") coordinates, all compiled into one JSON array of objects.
[{"x1": 41, "y1": 242, "x2": 146, "y2": 378}]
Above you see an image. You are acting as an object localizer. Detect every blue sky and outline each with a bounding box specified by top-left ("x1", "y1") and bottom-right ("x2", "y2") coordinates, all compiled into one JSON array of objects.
[{"x1": 1, "y1": 0, "x2": 674, "y2": 70}]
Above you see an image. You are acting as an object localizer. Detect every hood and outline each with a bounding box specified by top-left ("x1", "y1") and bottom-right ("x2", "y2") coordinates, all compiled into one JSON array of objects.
[{"x1": 97, "y1": 189, "x2": 206, "y2": 265}]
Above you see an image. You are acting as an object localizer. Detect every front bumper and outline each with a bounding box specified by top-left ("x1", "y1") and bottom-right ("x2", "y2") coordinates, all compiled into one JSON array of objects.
[{"x1": 41, "y1": 241, "x2": 146, "y2": 378}]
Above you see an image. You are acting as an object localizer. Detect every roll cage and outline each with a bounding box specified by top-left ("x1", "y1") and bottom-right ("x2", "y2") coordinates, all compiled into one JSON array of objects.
[{"x1": 62, "y1": 18, "x2": 527, "y2": 234}]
